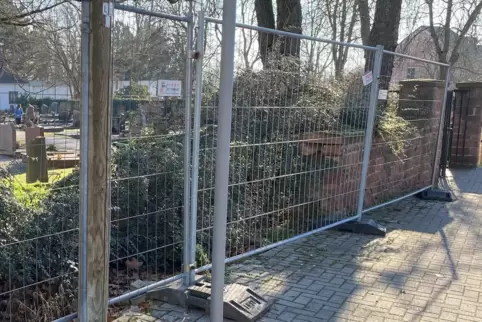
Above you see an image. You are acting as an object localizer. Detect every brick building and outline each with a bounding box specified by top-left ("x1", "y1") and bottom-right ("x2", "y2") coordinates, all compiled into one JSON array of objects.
[{"x1": 392, "y1": 26, "x2": 482, "y2": 82}]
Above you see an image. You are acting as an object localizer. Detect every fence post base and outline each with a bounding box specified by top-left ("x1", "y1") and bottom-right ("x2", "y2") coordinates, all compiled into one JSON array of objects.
[
  {"x1": 336, "y1": 219, "x2": 387, "y2": 237},
  {"x1": 185, "y1": 281, "x2": 270, "y2": 322},
  {"x1": 416, "y1": 188, "x2": 454, "y2": 202}
]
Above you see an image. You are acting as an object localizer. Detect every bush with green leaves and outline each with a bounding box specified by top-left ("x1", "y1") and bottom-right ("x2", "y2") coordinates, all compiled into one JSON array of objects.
[{"x1": 0, "y1": 168, "x2": 77, "y2": 319}]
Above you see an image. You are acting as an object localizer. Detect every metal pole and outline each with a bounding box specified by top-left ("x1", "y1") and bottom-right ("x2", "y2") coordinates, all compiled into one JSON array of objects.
[
  {"x1": 210, "y1": 1, "x2": 237, "y2": 321},
  {"x1": 183, "y1": 8, "x2": 194, "y2": 286},
  {"x1": 356, "y1": 45, "x2": 384, "y2": 221},
  {"x1": 431, "y1": 65, "x2": 451, "y2": 187},
  {"x1": 189, "y1": 10, "x2": 205, "y2": 285},
  {"x1": 78, "y1": 1, "x2": 89, "y2": 320}
]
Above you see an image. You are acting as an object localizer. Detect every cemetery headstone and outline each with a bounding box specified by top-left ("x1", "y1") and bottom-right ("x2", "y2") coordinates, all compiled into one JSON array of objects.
[
  {"x1": 26, "y1": 136, "x2": 48, "y2": 183},
  {"x1": 26, "y1": 105, "x2": 35, "y2": 123},
  {"x1": 26, "y1": 127, "x2": 45, "y2": 145},
  {"x1": 51, "y1": 102, "x2": 59, "y2": 114},
  {"x1": 73, "y1": 110, "x2": 80, "y2": 127},
  {"x1": 0, "y1": 123, "x2": 16, "y2": 155}
]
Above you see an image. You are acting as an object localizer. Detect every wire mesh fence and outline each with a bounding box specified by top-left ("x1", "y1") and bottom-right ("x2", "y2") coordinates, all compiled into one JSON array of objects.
[
  {"x1": 361, "y1": 52, "x2": 449, "y2": 212},
  {"x1": 0, "y1": 2, "x2": 452, "y2": 320},
  {"x1": 194, "y1": 20, "x2": 383, "y2": 271},
  {"x1": 107, "y1": 3, "x2": 191, "y2": 304},
  {"x1": 0, "y1": 2, "x2": 81, "y2": 320}
]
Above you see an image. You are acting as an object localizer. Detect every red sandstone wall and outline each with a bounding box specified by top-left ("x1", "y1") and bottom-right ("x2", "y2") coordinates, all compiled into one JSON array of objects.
[
  {"x1": 317, "y1": 80, "x2": 444, "y2": 215},
  {"x1": 320, "y1": 129, "x2": 440, "y2": 216},
  {"x1": 363, "y1": 134, "x2": 436, "y2": 207},
  {"x1": 320, "y1": 133, "x2": 436, "y2": 215}
]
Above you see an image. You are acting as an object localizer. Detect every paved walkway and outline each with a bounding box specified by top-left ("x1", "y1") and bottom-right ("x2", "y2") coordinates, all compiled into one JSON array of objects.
[{"x1": 116, "y1": 168, "x2": 482, "y2": 322}]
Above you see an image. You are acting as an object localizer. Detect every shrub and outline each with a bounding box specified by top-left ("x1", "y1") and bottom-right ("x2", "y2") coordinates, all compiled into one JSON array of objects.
[{"x1": 0, "y1": 168, "x2": 77, "y2": 320}]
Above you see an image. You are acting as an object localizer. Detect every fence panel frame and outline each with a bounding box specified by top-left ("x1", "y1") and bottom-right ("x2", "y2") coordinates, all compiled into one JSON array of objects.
[
  {"x1": 189, "y1": 10, "x2": 205, "y2": 285},
  {"x1": 355, "y1": 45, "x2": 384, "y2": 221},
  {"x1": 193, "y1": 12, "x2": 379, "y2": 272},
  {"x1": 183, "y1": 9, "x2": 194, "y2": 287},
  {"x1": 103, "y1": 3, "x2": 194, "y2": 301},
  {"x1": 359, "y1": 51, "x2": 450, "y2": 214},
  {"x1": 56, "y1": 5, "x2": 196, "y2": 322},
  {"x1": 432, "y1": 66, "x2": 452, "y2": 186}
]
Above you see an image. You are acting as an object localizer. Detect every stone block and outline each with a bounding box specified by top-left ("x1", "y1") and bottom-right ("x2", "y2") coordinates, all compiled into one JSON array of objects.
[
  {"x1": 25, "y1": 127, "x2": 45, "y2": 145},
  {"x1": 0, "y1": 123, "x2": 16, "y2": 155}
]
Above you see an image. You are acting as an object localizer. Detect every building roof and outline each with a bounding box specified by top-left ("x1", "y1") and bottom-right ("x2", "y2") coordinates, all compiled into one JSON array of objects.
[
  {"x1": 0, "y1": 68, "x2": 28, "y2": 84},
  {"x1": 399, "y1": 26, "x2": 461, "y2": 48}
]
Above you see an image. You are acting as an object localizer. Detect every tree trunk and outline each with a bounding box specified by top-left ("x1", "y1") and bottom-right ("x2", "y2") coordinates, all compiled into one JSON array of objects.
[
  {"x1": 254, "y1": 0, "x2": 275, "y2": 68},
  {"x1": 254, "y1": 0, "x2": 302, "y2": 69},
  {"x1": 366, "y1": 0, "x2": 403, "y2": 89},
  {"x1": 357, "y1": 0, "x2": 370, "y2": 46},
  {"x1": 276, "y1": 0, "x2": 302, "y2": 57}
]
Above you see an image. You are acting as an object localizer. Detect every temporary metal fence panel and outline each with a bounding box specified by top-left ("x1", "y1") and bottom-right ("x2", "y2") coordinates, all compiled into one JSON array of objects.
[
  {"x1": 106, "y1": 1, "x2": 193, "y2": 307},
  {"x1": 361, "y1": 51, "x2": 450, "y2": 214},
  {"x1": 193, "y1": 15, "x2": 382, "y2": 274},
  {"x1": 0, "y1": 2, "x2": 81, "y2": 321}
]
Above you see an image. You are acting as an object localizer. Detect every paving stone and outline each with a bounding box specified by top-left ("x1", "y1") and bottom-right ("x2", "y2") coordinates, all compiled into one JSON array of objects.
[{"x1": 112, "y1": 169, "x2": 482, "y2": 322}]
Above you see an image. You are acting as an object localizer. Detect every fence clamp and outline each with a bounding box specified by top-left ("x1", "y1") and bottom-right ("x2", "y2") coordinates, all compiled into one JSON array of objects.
[
  {"x1": 185, "y1": 263, "x2": 196, "y2": 272},
  {"x1": 103, "y1": 2, "x2": 114, "y2": 28}
]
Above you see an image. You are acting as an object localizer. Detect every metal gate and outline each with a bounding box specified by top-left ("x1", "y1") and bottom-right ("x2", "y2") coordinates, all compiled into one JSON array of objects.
[
  {"x1": 439, "y1": 90, "x2": 454, "y2": 177},
  {"x1": 440, "y1": 89, "x2": 471, "y2": 175}
]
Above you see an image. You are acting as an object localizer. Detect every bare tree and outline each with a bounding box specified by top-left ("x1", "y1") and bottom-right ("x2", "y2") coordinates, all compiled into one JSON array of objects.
[
  {"x1": 0, "y1": 0, "x2": 72, "y2": 26},
  {"x1": 41, "y1": 4, "x2": 81, "y2": 98},
  {"x1": 425, "y1": 0, "x2": 482, "y2": 79},
  {"x1": 301, "y1": 0, "x2": 331, "y2": 77},
  {"x1": 238, "y1": 0, "x2": 260, "y2": 70},
  {"x1": 0, "y1": 1, "x2": 82, "y2": 97},
  {"x1": 324, "y1": 0, "x2": 358, "y2": 78}
]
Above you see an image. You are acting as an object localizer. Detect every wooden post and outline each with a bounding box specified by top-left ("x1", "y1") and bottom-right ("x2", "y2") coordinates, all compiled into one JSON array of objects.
[
  {"x1": 26, "y1": 137, "x2": 48, "y2": 183},
  {"x1": 80, "y1": 0, "x2": 112, "y2": 320}
]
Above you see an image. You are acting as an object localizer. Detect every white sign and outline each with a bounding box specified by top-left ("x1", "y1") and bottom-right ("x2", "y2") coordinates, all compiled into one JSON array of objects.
[
  {"x1": 158, "y1": 80, "x2": 182, "y2": 97},
  {"x1": 362, "y1": 71, "x2": 373, "y2": 86},
  {"x1": 378, "y1": 89, "x2": 388, "y2": 100}
]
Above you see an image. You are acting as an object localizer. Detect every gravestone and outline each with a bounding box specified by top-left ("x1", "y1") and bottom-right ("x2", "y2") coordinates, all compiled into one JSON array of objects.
[
  {"x1": 0, "y1": 123, "x2": 16, "y2": 155},
  {"x1": 26, "y1": 105, "x2": 35, "y2": 119},
  {"x1": 41, "y1": 104, "x2": 49, "y2": 114},
  {"x1": 26, "y1": 127, "x2": 45, "y2": 145},
  {"x1": 26, "y1": 136, "x2": 48, "y2": 183},
  {"x1": 72, "y1": 110, "x2": 80, "y2": 127},
  {"x1": 58, "y1": 102, "x2": 71, "y2": 122},
  {"x1": 51, "y1": 102, "x2": 59, "y2": 114}
]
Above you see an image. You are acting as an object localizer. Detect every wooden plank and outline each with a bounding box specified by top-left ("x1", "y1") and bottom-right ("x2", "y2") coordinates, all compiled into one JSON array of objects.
[
  {"x1": 301, "y1": 132, "x2": 344, "y2": 145},
  {"x1": 300, "y1": 142, "x2": 343, "y2": 156},
  {"x1": 81, "y1": 0, "x2": 112, "y2": 320}
]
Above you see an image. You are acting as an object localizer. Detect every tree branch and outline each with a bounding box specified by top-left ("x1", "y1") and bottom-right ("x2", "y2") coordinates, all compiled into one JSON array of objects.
[
  {"x1": 442, "y1": 0, "x2": 453, "y2": 55},
  {"x1": 0, "y1": 0, "x2": 72, "y2": 25},
  {"x1": 425, "y1": 0, "x2": 443, "y2": 58},
  {"x1": 450, "y1": 0, "x2": 482, "y2": 64}
]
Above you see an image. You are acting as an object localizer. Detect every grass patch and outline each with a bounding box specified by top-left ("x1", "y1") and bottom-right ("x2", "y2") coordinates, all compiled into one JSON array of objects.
[{"x1": 6, "y1": 167, "x2": 75, "y2": 208}]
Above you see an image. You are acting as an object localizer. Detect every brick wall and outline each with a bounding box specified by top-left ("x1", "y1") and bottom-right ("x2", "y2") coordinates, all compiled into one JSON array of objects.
[
  {"x1": 314, "y1": 80, "x2": 444, "y2": 215},
  {"x1": 449, "y1": 83, "x2": 482, "y2": 167}
]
